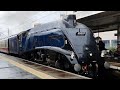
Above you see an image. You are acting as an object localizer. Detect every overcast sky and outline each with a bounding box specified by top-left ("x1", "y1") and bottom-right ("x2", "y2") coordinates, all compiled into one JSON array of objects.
[{"x1": 0, "y1": 11, "x2": 103, "y2": 38}]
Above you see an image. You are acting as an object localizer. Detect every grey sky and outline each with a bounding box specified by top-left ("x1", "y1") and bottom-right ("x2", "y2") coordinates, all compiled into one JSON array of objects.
[{"x1": 0, "y1": 11, "x2": 103, "y2": 39}]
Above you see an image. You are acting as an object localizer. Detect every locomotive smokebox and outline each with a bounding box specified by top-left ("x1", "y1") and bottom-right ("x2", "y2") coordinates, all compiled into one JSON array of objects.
[{"x1": 64, "y1": 15, "x2": 76, "y2": 27}]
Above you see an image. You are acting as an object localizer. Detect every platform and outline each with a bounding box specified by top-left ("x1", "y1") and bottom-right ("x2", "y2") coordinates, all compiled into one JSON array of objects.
[
  {"x1": 0, "y1": 53, "x2": 90, "y2": 79},
  {"x1": 0, "y1": 58, "x2": 39, "y2": 79},
  {"x1": 109, "y1": 62, "x2": 120, "y2": 70}
]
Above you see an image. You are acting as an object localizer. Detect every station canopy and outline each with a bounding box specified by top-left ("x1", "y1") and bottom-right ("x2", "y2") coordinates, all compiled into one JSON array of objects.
[{"x1": 77, "y1": 11, "x2": 120, "y2": 33}]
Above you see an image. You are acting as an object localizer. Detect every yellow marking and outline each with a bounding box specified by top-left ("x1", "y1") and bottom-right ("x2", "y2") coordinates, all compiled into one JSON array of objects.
[{"x1": 0, "y1": 56, "x2": 56, "y2": 79}]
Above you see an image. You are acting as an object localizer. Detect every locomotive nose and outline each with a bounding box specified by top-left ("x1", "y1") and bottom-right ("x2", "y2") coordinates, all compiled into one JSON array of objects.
[{"x1": 64, "y1": 14, "x2": 76, "y2": 27}]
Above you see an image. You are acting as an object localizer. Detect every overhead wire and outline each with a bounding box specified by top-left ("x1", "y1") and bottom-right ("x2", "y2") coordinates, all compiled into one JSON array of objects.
[{"x1": 0, "y1": 11, "x2": 66, "y2": 39}]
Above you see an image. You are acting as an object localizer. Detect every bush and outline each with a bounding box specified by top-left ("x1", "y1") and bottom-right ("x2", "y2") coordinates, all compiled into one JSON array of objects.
[{"x1": 108, "y1": 47, "x2": 117, "y2": 53}]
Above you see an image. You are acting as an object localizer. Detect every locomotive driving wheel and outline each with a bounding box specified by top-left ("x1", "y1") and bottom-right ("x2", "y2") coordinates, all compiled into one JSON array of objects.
[
  {"x1": 55, "y1": 59, "x2": 71, "y2": 71},
  {"x1": 55, "y1": 54, "x2": 71, "y2": 71},
  {"x1": 55, "y1": 60, "x2": 64, "y2": 69}
]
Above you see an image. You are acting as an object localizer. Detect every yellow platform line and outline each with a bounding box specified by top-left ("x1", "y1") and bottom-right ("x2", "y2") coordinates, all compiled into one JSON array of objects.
[{"x1": 0, "y1": 56, "x2": 56, "y2": 79}]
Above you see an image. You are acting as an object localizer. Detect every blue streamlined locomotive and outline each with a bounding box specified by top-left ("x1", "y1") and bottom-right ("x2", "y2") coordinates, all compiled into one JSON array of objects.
[{"x1": 0, "y1": 15, "x2": 105, "y2": 77}]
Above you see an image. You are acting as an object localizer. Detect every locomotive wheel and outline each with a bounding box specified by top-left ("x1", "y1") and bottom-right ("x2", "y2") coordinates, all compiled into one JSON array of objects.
[
  {"x1": 30, "y1": 53, "x2": 35, "y2": 61},
  {"x1": 46, "y1": 58, "x2": 52, "y2": 66},
  {"x1": 55, "y1": 59, "x2": 71, "y2": 71},
  {"x1": 55, "y1": 60, "x2": 64, "y2": 69},
  {"x1": 40, "y1": 54, "x2": 47, "y2": 63},
  {"x1": 19, "y1": 54, "x2": 25, "y2": 59}
]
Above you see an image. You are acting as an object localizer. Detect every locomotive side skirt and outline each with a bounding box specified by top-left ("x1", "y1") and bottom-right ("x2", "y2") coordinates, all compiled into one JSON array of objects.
[{"x1": 35, "y1": 46, "x2": 78, "y2": 64}]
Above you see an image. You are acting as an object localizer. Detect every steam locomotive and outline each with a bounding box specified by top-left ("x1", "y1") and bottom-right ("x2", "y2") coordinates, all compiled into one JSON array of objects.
[{"x1": 0, "y1": 15, "x2": 107, "y2": 78}]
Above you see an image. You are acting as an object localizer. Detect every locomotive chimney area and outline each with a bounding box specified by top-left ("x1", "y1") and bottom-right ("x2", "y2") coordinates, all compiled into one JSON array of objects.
[{"x1": 64, "y1": 15, "x2": 77, "y2": 27}]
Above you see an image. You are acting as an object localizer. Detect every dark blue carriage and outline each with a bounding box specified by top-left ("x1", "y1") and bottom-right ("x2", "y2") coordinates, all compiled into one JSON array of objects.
[{"x1": 9, "y1": 35, "x2": 19, "y2": 54}]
